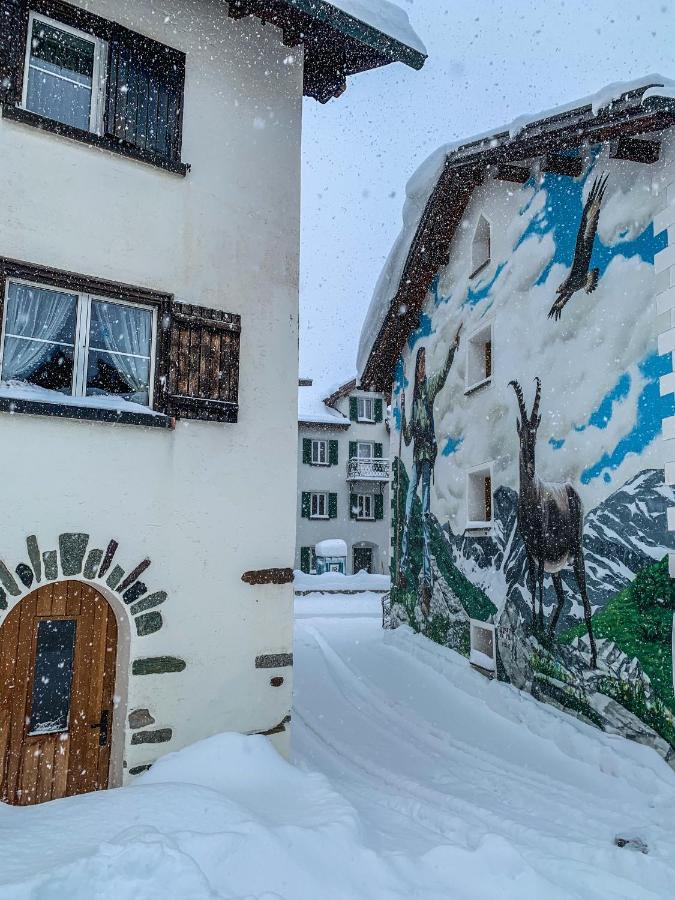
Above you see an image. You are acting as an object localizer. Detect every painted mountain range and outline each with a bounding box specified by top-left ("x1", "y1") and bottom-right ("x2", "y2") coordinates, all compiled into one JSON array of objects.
[{"x1": 439, "y1": 469, "x2": 674, "y2": 629}]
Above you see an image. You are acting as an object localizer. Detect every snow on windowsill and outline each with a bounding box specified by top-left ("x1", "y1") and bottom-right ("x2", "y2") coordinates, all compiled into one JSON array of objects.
[
  {"x1": 470, "y1": 647, "x2": 496, "y2": 672},
  {"x1": 0, "y1": 382, "x2": 166, "y2": 418}
]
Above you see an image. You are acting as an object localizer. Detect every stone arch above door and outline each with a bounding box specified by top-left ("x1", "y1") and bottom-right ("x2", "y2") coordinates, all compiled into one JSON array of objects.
[{"x1": 0, "y1": 533, "x2": 166, "y2": 637}]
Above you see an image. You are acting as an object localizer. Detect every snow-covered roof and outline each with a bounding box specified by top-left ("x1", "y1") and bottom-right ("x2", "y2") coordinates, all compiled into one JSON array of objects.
[
  {"x1": 298, "y1": 383, "x2": 350, "y2": 426},
  {"x1": 323, "y1": 0, "x2": 427, "y2": 57},
  {"x1": 315, "y1": 539, "x2": 348, "y2": 557},
  {"x1": 357, "y1": 75, "x2": 675, "y2": 385}
]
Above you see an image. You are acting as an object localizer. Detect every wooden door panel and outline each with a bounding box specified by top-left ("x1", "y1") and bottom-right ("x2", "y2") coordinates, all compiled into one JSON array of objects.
[{"x1": 0, "y1": 582, "x2": 117, "y2": 805}]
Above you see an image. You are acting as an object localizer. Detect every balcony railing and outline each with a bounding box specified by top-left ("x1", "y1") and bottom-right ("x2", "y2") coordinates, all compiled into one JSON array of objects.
[{"x1": 347, "y1": 457, "x2": 390, "y2": 482}]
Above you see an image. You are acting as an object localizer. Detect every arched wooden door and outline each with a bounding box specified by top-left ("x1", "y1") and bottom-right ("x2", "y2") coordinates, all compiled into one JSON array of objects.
[{"x1": 0, "y1": 581, "x2": 118, "y2": 805}]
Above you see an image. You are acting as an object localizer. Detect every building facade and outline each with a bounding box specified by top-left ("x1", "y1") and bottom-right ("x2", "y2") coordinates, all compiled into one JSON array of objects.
[
  {"x1": 359, "y1": 78, "x2": 675, "y2": 765},
  {"x1": 0, "y1": 0, "x2": 425, "y2": 804},
  {"x1": 296, "y1": 380, "x2": 390, "y2": 575}
]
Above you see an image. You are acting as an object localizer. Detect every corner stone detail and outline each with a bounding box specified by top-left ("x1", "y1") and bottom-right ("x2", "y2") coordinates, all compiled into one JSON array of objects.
[{"x1": 129, "y1": 708, "x2": 156, "y2": 729}]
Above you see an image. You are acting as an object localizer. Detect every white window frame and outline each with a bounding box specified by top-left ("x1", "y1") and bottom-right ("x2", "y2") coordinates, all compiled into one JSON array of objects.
[
  {"x1": 355, "y1": 493, "x2": 374, "y2": 521},
  {"x1": 466, "y1": 462, "x2": 494, "y2": 530},
  {"x1": 311, "y1": 439, "x2": 329, "y2": 466},
  {"x1": 21, "y1": 11, "x2": 108, "y2": 135},
  {"x1": 0, "y1": 277, "x2": 157, "y2": 409},
  {"x1": 356, "y1": 441, "x2": 374, "y2": 460},
  {"x1": 356, "y1": 396, "x2": 375, "y2": 423},
  {"x1": 469, "y1": 619, "x2": 496, "y2": 673},
  {"x1": 465, "y1": 321, "x2": 494, "y2": 394},
  {"x1": 470, "y1": 214, "x2": 491, "y2": 279},
  {"x1": 310, "y1": 492, "x2": 329, "y2": 520}
]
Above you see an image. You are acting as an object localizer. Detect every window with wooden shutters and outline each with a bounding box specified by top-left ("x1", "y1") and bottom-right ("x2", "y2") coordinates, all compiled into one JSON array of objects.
[
  {"x1": 0, "y1": 1, "x2": 187, "y2": 174},
  {"x1": 158, "y1": 302, "x2": 241, "y2": 423},
  {"x1": 105, "y1": 25, "x2": 184, "y2": 163}
]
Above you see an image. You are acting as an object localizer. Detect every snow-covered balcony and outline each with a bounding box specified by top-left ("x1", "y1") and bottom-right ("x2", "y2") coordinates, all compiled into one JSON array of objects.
[{"x1": 347, "y1": 457, "x2": 390, "y2": 482}]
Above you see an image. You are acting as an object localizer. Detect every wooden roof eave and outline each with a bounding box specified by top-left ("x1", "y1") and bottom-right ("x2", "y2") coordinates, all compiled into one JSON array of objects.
[{"x1": 360, "y1": 92, "x2": 675, "y2": 392}]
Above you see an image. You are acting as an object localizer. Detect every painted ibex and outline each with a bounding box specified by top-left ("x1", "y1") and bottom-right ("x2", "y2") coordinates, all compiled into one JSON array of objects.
[{"x1": 509, "y1": 378, "x2": 597, "y2": 668}]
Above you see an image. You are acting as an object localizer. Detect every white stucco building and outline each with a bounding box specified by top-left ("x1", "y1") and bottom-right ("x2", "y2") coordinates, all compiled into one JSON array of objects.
[
  {"x1": 296, "y1": 379, "x2": 391, "y2": 575},
  {"x1": 0, "y1": 0, "x2": 425, "y2": 805}
]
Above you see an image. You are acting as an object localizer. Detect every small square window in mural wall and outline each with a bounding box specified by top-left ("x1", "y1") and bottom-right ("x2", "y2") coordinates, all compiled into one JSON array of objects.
[{"x1": 386, "y1": 151, "x2": 675, "y2": 765}]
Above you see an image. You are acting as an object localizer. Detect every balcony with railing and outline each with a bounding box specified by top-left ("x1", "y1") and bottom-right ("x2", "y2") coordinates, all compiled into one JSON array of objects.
[{"x1": 346, "y1": 457, "x2": 390, "y2": 482}]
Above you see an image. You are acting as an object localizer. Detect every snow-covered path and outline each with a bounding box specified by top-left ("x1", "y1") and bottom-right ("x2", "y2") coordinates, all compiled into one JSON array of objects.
[{"x1": 293, "y1": 593, "x2": 675, "y2": 899}]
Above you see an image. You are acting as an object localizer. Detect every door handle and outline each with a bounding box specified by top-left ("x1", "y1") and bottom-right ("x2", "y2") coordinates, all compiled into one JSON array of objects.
[{"x1": 89, "y1": 709, "x2": 110, "y2": 747}]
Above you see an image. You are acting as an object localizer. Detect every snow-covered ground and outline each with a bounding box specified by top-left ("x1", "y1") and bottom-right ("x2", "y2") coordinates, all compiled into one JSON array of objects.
[{"x1": 2, "y1": 592, "x2": 675, "y2": 898}]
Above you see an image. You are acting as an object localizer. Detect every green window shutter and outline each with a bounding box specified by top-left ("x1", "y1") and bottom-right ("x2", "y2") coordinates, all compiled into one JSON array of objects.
[
  {"x1": 375, "y1": 494, "x2": 384, "y2": 520},
  {"x1": 350, "y1": 493, "x2": 358, "y2": 520},
  {"x1": 303, "y1": 438, "x2": 312, "y2": 464},
  {"x1": 374, "y1": 399, "x2": 383, "y2": 422},
  {"x1": 329, "y1": 440, "x2": 338, "y2": 465},
  {"x1": 301, "y1": 492, "x2": 311, "y2": 518},
  {"x1": 374, "y1": 442, "x2": 383, "y2": 459},
  {"x1": 349, "y1": 441, "x2": 357, "y2": 459},
  {"x1": 300, "y1": 547, "x2": 311, "y2": 573},
  {"x1": 349, "y1": 397, "x2": 358, "y2": 421},
  {"x1": 328, "y1": 493, "x2": 338, "y2": 519}
]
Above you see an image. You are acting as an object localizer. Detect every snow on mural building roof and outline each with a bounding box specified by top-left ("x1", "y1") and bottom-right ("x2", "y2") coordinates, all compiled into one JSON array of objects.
[
  {"x1": 298, "y1": 382, "x2": 350, "y2": 425},
  {"x1": 357, "y1": 75, "x2": 675, "y2": 387},
  {"x1": 227, "y1": 0, "x2": 426, "y2": 102}
]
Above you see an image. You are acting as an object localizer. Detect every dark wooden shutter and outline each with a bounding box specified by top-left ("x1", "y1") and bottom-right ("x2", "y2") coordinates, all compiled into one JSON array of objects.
[
  {"x1": 329, "y1": 440, "x2": 338, "y2": 466},
  {"x1": 374, "y1": 399, "x2": 384, "y2": 422},
  {"x1": 300, "y1": 547, "x2": 311, "y2": 574},
  {"x1": 349, "y1": 397, "x2": 358, "y2": 421},
  {"x1": 0, "y1": 0, "x2": 28, "y2": 102},
  {"x1": 302, "y1": 439, "x2": 312, "y2": 464},
  {"x1": 301, "y1": 493, "x2": 311, "y2": 518},
  {"x1": 375, "y1": 494, "x2": 384, "y2": 521},
  {"x1": 328, "y1": 493, "x2": 338, "y2": 519},
  {"x1": 374, "y1": 443, "x2": 383, "y2": 459},
  {"x1": 157, "y1": 302, "x2": 240, "y2": 423},
  {"x1": 349, "y1": 493, "x2": 357, "y2": 520},
  {"x1": 349, "y1": 441, "x2": 357, "y2": 460},
  {"x1": 105, "y1": 25, "x2": 185, "y2": 162},
  {"x1": 485, "y1": 339, "x2": 492, "y2": 379},
  {"x1": 484, "y1": 475, "x2": 492, "y2": 521}
]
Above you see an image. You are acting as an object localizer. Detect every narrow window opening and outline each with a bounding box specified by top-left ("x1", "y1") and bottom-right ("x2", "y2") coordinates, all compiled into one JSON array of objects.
[
  {"x1": 29, "y1": 619, "x2": 76, "y2": 735},
  {"x1": 470, "y1": 215, "x2": 491, "y2": 278},
  {"x1": 467, "y1": 466, "x2": 493, "y2": 528}
]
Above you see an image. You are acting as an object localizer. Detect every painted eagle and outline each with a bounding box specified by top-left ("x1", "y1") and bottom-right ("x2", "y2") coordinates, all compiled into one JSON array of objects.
[{"x1": 548, "y1": 173, "x2": 608, "y2": 321}]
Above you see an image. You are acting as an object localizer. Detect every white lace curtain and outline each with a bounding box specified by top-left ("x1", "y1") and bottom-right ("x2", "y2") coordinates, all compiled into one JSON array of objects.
[
  {"x1": 1, "y1": 283, "x2": 76, "y2": 382},
  {"x1": 89, "y1": 301, "x2": 151, "y2": 397}
]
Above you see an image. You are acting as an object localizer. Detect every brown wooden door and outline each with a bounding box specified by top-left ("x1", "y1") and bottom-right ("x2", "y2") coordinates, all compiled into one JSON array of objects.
[{"x1": 0, "y1": 581, "x2": 117, "y2": 805}]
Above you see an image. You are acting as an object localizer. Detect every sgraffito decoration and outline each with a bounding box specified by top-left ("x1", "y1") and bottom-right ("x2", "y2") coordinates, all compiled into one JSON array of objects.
[{"x1": 386, "y1": 151, "x2": 675, "y2": 765}]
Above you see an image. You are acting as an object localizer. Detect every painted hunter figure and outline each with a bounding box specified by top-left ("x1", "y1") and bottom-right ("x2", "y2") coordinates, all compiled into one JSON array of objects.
[{"x1": 398, "y1": 324, "x2": 462, "y2": 614}]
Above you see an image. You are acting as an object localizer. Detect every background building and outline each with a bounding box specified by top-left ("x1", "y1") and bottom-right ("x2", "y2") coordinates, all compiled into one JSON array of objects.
[{"x1": 296, "y1": 379, "x2": 390, "y2": 575}]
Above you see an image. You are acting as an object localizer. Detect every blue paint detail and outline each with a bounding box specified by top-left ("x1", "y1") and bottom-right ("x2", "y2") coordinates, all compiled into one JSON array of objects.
[
  {"x1": 442, "y1": 436, "x2": 463, "y2": 456},
  {"x1": 580, "y1": 353, "x2": 675, "y2": 485},
  {"x1": 548, "y1": 437, "x2": 565, "y2": 450},
  {"x1": 392, "y1": 406, "x2": 401, "y2": 431},
  {"x1": 572, "y1": 372, "x2": 632, "y2": 436},
  {"x1": 393, "y1": 357, "x2": 409, "y2": 396},
  {"x1": 407, "y1": 312, "x2": 434, "y2": 351},
  {"x1": 464, "y1": 262, "x2": 506, "y2": 307}
]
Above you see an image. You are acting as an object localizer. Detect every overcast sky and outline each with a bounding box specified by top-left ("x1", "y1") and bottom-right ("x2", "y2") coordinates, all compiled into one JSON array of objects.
[{"x1": 298, "y1": 0, "x2": 675, "y2": 394}]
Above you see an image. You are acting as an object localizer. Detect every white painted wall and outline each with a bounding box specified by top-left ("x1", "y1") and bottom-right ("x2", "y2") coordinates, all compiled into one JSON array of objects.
[
  {"x1": 296, "y1": 388, "x2": 390, "y2": 574},
  {"x1": 0, "y1": 0, "x2": 303, "y2": 776}
]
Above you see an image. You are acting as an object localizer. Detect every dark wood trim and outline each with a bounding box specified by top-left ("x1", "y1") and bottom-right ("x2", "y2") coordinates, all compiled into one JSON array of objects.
[
  {"x1": 542, "y1": 153, "x2": 584, "y2": 178},
  {"x1": 165, "y1": 395, "x2": 239, "y2": 423},
  {"x1": 242, "y1": 568, "x2": 294, "y2": 586},
  {"x1": 30, "y1": 0, "x2": 114, "y2": 40},
  {"x1": 494, "y1": 162, "x2": 531, "y2": 183},
  {"x1": 0, "y1": 396, "x2": 174, "y2": 428},
  {"x1": 2, "y1": 105, "x2": 190, "y2": 176},
  {"x1": 297, "y1": 419, "x2": 350, "y2": 430},
  {"x1": 610, "y1": 135, "x2": 660, "y2": 164}
]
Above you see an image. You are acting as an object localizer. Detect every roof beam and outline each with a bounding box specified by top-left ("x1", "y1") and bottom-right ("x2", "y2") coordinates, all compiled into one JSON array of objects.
[
  {"x1": 542, "y1": 154, "x2": 584, "y2": 178},
  {"x1": 494, "y1": 163, "x2": 531, "y2": 184},
  {"x1": 610, "y1": 135, "x2": 661, "y2": 164}
]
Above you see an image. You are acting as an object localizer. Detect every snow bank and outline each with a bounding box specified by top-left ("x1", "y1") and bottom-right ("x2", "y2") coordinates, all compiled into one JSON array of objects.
[
  {"x1": 356, "y1": 74, "x2": 675, "y2": 378},
  {"x1": 294, "y1": 569, "x2": 390, "y2": 592},
  {"x1": 295, "y1": 590, "x2": 383, "y2": 618},
  {"x1": 327, "y1": 0, "x2": 427, "y2": 55}
]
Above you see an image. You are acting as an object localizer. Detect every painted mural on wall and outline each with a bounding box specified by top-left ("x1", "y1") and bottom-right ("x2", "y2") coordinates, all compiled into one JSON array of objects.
[{"x1": 386, "y1": 144, "x2": 675, "y2": 764}]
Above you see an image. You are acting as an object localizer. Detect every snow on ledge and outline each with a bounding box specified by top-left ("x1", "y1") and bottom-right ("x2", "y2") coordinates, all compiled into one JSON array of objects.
[
  {"x1": 294, "y1": 569, "x2": 390, "y2": 593},
  {"x1": 357, "y1": 74, "x2": 675, "y2": 378},
  {"x1": 0, "y1": 381, "x2": 166, "y2": 417},
  {"x1": 315, "y1": 539, "x2": 348, "y2": 557}
]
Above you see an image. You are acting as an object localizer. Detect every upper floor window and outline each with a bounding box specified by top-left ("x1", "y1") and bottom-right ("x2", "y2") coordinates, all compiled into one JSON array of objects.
[
  {"x1": 466, "y1": 322, "x2": 493, "y2": 392},
  {"x1": 357, "y1": 397, "x2": 374, "y2": 422},
  {"x1": 466, "y1": 464, "x2": 493, "y2": 529},
  {"x1": 23, "y1": 13, "x2": 106, "y2": 133},
  {"x1": 1, "y1": 279, "x2": 154, "y2": 407},
  {"x1": 310, "y1": 492, "x2": 328, "y2": 519},
  {"x1": 357, "y1": 441, "x2": 374, "y2": 459},
  {"x1": 2, "y1": 4, "x2": 187, "y2": 173},
  {"x1": 312, "y1": 439, "x2": 328, "y2": 465},
  {"x1": 355, "y1": 494, "x2": 373, "y2": 520},
  {"x1": 471, "y1": 215, "x2": 491, "y2": 278}
]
